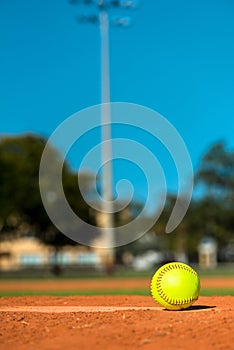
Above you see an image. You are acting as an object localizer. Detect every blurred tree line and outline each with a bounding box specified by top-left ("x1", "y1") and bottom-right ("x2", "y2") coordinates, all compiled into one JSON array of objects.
[
  {"x1": 0, "y1": 134, "x2": 233, "y2": 265},
  {"x1": 0, "y1": 134, "x2": 142, "y2": 272},
  {"x1": 0, "y1": 135, "x2": 97, "y2": 272},
  {"x1": 152, "y1": 141, "x2": 234, "y2": 262}
]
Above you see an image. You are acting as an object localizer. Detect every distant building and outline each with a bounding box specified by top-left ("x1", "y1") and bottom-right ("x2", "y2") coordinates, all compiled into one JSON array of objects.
[
  {"x1": 0, "y1": 236, "x2": 101, "y2": 271},
  {"x1": 198, "y1": 236, "x2": 218, "y2": 269}
]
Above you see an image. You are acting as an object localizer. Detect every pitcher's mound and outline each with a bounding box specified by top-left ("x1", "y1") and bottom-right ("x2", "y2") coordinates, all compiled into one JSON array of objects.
[{"x1": 0, "y1": 296, "x2": 234, "y2": 350}]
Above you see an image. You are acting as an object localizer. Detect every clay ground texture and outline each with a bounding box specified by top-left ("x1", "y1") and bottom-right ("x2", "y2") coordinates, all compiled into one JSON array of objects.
[{"x1": 0, "y1": 277, "x2": 234, "y2": 350}]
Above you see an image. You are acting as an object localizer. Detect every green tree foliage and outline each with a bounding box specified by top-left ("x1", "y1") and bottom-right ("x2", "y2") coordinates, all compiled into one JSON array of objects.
[
  {"x1": 0, "y1": 134, "x2": 93, "y2": 252},
  {"x1": 196, "y1": 141, "x2": 234, "y2": 202},
  {"x1": 0, "y1": 135, "x2": 48, "y2": 236},
  {"x1": 152, "y1": 195, "x2": 186, "y2": 261},
  {"x1": 188, "y1": 141, "x2": 234, "y2": 259},
  {"x1": 150, "y1": 141, "x2": 234, "y2": 262}
]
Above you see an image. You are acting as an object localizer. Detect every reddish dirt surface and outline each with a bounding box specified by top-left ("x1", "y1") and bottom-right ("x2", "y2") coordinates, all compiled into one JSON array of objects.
[
  {"x1": 0, "y1": 276, "x2": 234, "y2": 350},
  {"x1": 0, "y1": 295, "x2": 234, "y2": 350},
  {"x1": 0, "y1": 278, "x2": 234, "y2": 350}
]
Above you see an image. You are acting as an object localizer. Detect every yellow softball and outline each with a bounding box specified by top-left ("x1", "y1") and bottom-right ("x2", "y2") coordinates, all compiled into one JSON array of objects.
[{"x1": 150, "y1": 262, "x2": 200, "y2": 310}]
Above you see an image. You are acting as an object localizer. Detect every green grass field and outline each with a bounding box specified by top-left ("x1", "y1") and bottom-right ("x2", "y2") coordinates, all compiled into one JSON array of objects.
[{"x1": 1, "y1": 288, "x2": 234, "y2": 297}]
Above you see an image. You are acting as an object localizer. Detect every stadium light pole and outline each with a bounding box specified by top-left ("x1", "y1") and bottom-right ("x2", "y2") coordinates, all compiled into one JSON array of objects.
[
  {"x1": 68, "y1": 0, "x2": 137, "y2": 272},
  {"x1": 99, "y1": 6, "x2": 115, "y2": 272}
]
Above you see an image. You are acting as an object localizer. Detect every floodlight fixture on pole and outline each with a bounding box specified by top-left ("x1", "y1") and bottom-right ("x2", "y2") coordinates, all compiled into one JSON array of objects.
[{"x1": 68, "y1": 0, "x2": 137, "y2": 271}]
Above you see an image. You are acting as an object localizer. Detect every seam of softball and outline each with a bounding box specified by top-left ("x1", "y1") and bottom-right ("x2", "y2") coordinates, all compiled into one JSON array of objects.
[{"x1": 151, "y1": 263, "x2": 199, "y2": 306}]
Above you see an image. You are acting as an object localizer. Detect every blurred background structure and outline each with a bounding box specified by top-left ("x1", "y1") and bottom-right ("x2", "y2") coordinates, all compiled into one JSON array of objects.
[
  {"x1": 0, "y1": 1, "x2": 234, "y2": 276},
  {"x1": 0, "y1": 136, "x2": 234, "y2": 275}
]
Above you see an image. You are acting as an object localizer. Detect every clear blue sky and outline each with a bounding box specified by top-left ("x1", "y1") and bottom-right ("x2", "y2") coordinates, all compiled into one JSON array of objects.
[{"x1": 1, "y1": 0, "x2": 234, "y2": 207}]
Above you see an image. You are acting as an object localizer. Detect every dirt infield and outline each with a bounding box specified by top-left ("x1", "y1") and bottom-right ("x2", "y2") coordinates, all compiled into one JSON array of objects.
[
  {"x1": 1, "y1": 295, "x2": 234, "y2": 350},
  {"x1": 0, "y1": 277, "x2": 234, "y2": 350}
]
